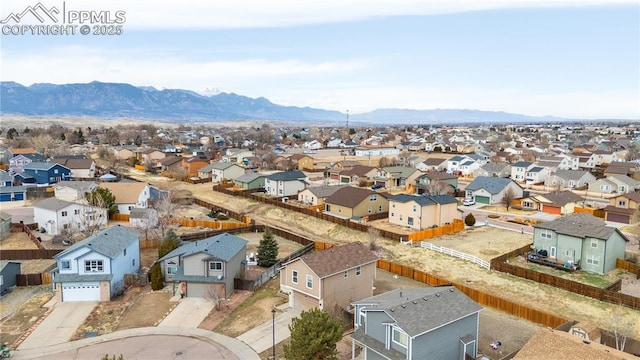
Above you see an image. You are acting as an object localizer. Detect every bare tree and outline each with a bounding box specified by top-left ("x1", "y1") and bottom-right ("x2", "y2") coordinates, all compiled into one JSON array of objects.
[
  {"x1": 609, "y1": 302, "x2": 635, "y2": 351},
  {"x1": 75, "y1": 203, "x2": 108, "y2": 237},
  {"x1": 152, "y1": 187, "x2": 187, "y2": 238},
  {"x1": 206, "y1": 284, "x2": 225, "y2": 311},
  {"x1": 28, "y1": 133, "x2": 58, "y2": 157},
  {"x1": 423, "y1": 179, "x2": 448, "y2": 196},
  {"x1": 368, "y1": 226, "x2": 380, "y2": 251},
  {"x1": 629, "y1": 209, "x2": 640, "y2": 250},
  {"x1": 501, "y1": 187, "x2": 516, "y2": 211}
]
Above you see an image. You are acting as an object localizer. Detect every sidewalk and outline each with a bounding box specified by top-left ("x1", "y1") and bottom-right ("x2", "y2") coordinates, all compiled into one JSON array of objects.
[{"x1": 236, "y1": 304, "x2": 301, "y2": 353}]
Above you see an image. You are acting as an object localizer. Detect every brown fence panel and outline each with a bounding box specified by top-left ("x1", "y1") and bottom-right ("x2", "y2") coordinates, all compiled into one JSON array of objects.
[
  {"x1": 140, "y1": 238, "x2": 160, "y2": 249},
  {"x1": 1, "y1": 249, "x2": 62, "y2": 260},
  {"x1": 616, "y1": 258, "x2": 640, "y2": 278},
  {"x1": 16, "y1": 273, "x2": 43, "y2": 286},
  {"x1": 41, "y1": 272, "x2": 52, "y2": 285},
  {"x1": 110, "y1": 213, "x2": 130, "y2": 221}
]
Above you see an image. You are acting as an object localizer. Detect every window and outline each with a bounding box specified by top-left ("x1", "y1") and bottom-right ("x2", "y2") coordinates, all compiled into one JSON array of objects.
[
  {"x1": 85, "y1": 260, "x2": 103, "y2": 272},
  {"x1": 306, "y1": 274, "x2": 313, "y2": 289},
  {"x1": 408, "y1": 217, "x2": 414, "y2": 226},
  {"x1": 132, "y1": 259, "x2": 135, "y2": 266},
  {"x1": 209, "y1": 262, "x2": 222, "y2": 270},
  {"x1": 338, "y1": 206, "x2": 342, "y2": 213},
  {"x1": 61, "y1": 211, "x2": 68, "y2": 217},
  {"x1": 392, "y1": 328, "x2": 408, "y2": 347},
  {"x1": 368, "y1": 207, "x2": 372, "y2": 214},
  {"x1": 618, "y1": 200, "x2": 627, "y2": 207},
  {"x1": 61, "y1": 260, "x2": 70, "y2": 270},
  {"x1": 378, "y1": 205, "x2": 382, "y2": 212},
  {"x1": 541, "y1": 230, "x2": 552, "y2": 239},
  {"x1": 74, "y1": 209, "x2": 79, "y2": 215},
  {"x1": 54, "y1": 169, "x2": 59, "y2": 174},
  {"x1": 586, "y1": 255, "x2": 600, "y2": 266},
  {"x1": 590, "y1": 240, "x2": 598, "y2": 249},
  {"x1": 167, "y1": 266, "x2": 177, "y2": 274},
  {"x1": 344, "y1": 270, "x2": 348, "y2": 278},
  {"x1": 370, "y1": 195, "x2": 377, "y2": 201},
  {"x1": 292, "y1": 270, "x2": 298, "y2": 284},
  {"x1": 523, "y1": 201, "x2": 533, "y2": 208},
  {"x1": 356, "y1": 266, "x2": 361, "y2": 276},
  {"x1": 600, "y1": 185, "x2": 610, "y2": 191},
  {"x1": 63, "y1": 224, "x2": 69, "y2": 230},
  {"x1": 412, "y1": 205, "x2": 417, "y2": 212},
  {"x1": 124, "y1": 249, "x2": 127, "y2": 256}
]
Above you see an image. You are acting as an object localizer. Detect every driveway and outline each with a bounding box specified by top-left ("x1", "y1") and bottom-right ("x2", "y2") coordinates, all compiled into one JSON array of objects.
[
  {"x1": 158, "y1": 297, "x2": 213, "y2": 328},
  {"x1": 18, "y1": 301, "x2": 96, "y2": 350},
  {"x1": 236, "y1": 307, "x2": 301, "y2": 353}
]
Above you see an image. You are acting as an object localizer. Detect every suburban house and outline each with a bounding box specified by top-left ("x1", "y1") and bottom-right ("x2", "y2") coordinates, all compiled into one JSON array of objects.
[
  {"x1": 604, "y1": 162, "x2": 639, "y2": 178},
  {"x1": 113, "y1": 146, "x2": 136, "y2": 160},
  {"x1": 524, "y1": 166, "x2": 551, "y2": 185},
  {"x1": 52, "y1": 225, "x2": 140, "y2": 302},
  {"x1": 288, "y1": 154, "x2": 315, "y2": 171},
  {"x1": 158, "y1": 233, "x2": 247, "y2": 298},
  {"x1": 355, "y1": 146, "x2": 400, "y2": 157},
  {"x1": 198, "y1": 162, "x2": 245, "y2": 182},
  {"x1": 264, "y1": 171, "x2": 308, "y2": 197},
  {"x1": 388, "y1": 194, "x2": 460, "y2": 230},
  {"x1": 351, "y1": 287, "x2": 483, "y2": 360},
  {"x1": 415, "y1": 172, "x2": 458, "y2": 195},
  {"x1": 297, "y1": 185, "x2": 349, "y2": 206},
  {"x1": 575, "y1": 152, "x2": 597, "y2": 169},
  {"x1": 279, "y1": 242, "x2": 378, "y2": 311},
  {"x1": 605, "y1": 174, "x2": 640, "y2": 193},
  {"x1": 465, "y1": 176, "x2": 524, "y2": 205},
  {"x1": 324, "y1": 186, "x2": 390, "y2": 219},
  {"x1": 532, "y1": 213, "x2": 628, "y2": 274},
  {"x1": 99, "y1": 182, "x2": 151, "y2": 215},
  {"x1": 602, "y1": 191, "x2": 640, "y2": 224},
  {"x1": 520, "y1": 190, "x2": 584, "y2": 215},
  {"x1": 511, "y1": 161, "x2": 535, "y2": 182},
  {"x1": 415, "y1": 158, "x2": 448, "y2": 172},
  {"x1": 8, "y1": 153, "x2": 47, "y2": 174},
  {"x1": 474, "y1": 162, "x2": 512, "y2": 178},
  {"x1": 157, "y1": 155, "x2": 183, "y2": 173},
  {"x1": 339, "y1": 165, "x2": 378, "y2": 185},
  {"x1": 33, "y1": 198, "x2": 108, "y2": 235},
  {"x1": 134, "y1": 148, "x2": 166, "y2": 164},
  {"x1": 0, "y1": 212, "x2": 11, "y2": 239},
  {"x1": 129, "y1": 208, "x2": 158, "y2": 229},
  {"x1": 374, "y1": 167, "x2": 422, "y2": 190},
  {"x1": 3, "y1": 147, "x2": 40, "y2": 163},
  {"x1": 221, "y1": 148, "x2": 254, "y2": 164},
  {"x1": 0, "y1": 261, "x2": 21, "y2": 295},
  {"x1": 51, "y1": 157, "x2": 96, "y2": 179},
  {"x1": 0, "y1": 170, "x2": 13, "y2": 186},
  {"x1": 0, "y1": 186, "x2": 26, "y2": 204},
  {"x1": 233, "y1": 172, "x2": 266, "y2": 190},
  {"x1": 544, "y1": 170, "x2": 596, "y2": 189},
  {"x1": 54, "y1": 181, "x2": 98, "y2": 202},
  {"x1": 182, "y1": 156, "x2": 210, "y2": 177},
  {"x1": 15, "y1": 162, "x2": 72, "y2": 186}
]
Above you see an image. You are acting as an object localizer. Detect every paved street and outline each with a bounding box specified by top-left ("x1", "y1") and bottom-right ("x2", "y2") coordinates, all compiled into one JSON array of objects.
[{"x1": 18, "y1": 301, "x2": 97, "y2": 350}]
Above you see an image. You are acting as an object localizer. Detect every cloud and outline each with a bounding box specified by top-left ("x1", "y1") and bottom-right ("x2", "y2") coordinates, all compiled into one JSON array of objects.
[{"x1": 3, "y1": 0, "x2": 634, "y2": 29}]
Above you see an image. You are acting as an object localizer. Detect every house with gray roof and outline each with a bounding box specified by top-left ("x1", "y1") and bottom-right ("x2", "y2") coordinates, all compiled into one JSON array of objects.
[
  {"x1": 511, "y1": 161, "x2": 535, "y2": 182},
  {"x1": 0, "y1": 169, "x2": 13, "y2": 187},
  {"x1": 52, "y1": 225, "x2": 140, "y2": 302},
  {"x1": 297, "y1": 184, "x2": 349, "y2": 206},
  {"x1": 351, "y1": 286, "x2": 482, "y2": 360},
  {"x1": 532, "y1": 213, "x2": 628, "y2": 274},
  {"x1": 415, "y1": 171, "x2": 458, "y2": 195},
  {"x1": 0, "y1": 185, "x2": 26, "y2": 204},
  {"x1": 521, "y1": 190, "x2": 584, "y2": 215},
  {"x1": 388, "y1": 194, "x2": 461, "y2": 230},
  {"x1": 197, "y1": 161, "x2": 246, "y2": 183},
  {"x1": 233, "y1": 172, "x2": 266, "y2": 190},
  {"x1": 474, "y1": 162, "x2": 512, "y2": 178},
  {"x1": 544, "y1": 170, "x2": 596, "y2": 189},
  {"x1": 374, "y1": 166, "x2": 422, "y2": 190},
  {"x1": 33, "y1": 197, "x2": 107, "y2": 236},
  {"x1": 158, "y1": 233, "x2": 247, "y2": 298},
  {"x1": 0, "y1": 212, "x2": 11, "y2": 239},
  {"x1": 465, "y1": 176, "x2": 524, "y2": 205},
  {"x1": 264, "y1": 171, "x2": 308, "y2": 197},
  {"x1": 0, "y1": 260, "x2": 20, "y2": 295},
  {"x1": 524, "y1": 166, "x2": 551, "y2": 185},
  {"x1": 54, "y1": 180, "x2": 98, "y2": 202},
  {"x1": 415, "y1": 158, "x2": 447, "y2": 172}
]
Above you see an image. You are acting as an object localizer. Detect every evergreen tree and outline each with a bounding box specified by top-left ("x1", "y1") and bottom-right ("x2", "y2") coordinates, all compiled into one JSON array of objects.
[
  {"x1": 150, "y1": 263, "x2": 164, "y2": 290},
  {"x1": 465, "y1": 213, "x2": 476, "y2": 227},
  {"x1": 158, "y1": 229, "x2": 182, "y2": 258},
  {"x1": 284, "y1": 308, "x2": 344, "y2": 360},
  {"x1": 86, "y1": 187, "x2": 117, "y2": 215},
  {"x1": 257, "y1": 227, "x2": 278, "y2": 267}
]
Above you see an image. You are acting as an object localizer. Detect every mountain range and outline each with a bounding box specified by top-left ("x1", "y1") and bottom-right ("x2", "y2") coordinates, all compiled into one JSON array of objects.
[{"x1": 1, "y1": 81, "x2": 581, "y2": 124}]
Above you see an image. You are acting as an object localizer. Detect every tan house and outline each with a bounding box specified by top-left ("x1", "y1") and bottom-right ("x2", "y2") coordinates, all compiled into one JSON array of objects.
[
  {"x1": 297, "y1": 184, "x2": 349, "y2": 206},
  {"x1": 135, "y1": 148, "x2": 166, "y2": 164},
  {"x1": 182, "y1": 156, "x2": 210, "y2": 177},
  {"x1": 279, "y1": 242, "x2": 378, "y2": 311},
  {"x1": 602, "y1": 191, "x2": 640, "y2": 224},
  {"x1": 338, "y1": 165, "x2": 378, "y2": 185},
  {"x1": 113, "y1": 146, "x2": 136, "y2": 160},
  {"x1": 288, "y1": 154, "x2": 315, "y2": 171},
  {"x1": 388, "y1": 194, "x2": 461, "y2": 230},
  {"x1": 324, "y1": 186, "x2": 389, "y2": 219}
]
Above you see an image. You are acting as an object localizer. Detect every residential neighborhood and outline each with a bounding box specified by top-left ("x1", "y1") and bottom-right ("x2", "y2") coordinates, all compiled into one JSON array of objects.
[{"x1": 1, "y1": 121, "x2": 640, "y2": 360}]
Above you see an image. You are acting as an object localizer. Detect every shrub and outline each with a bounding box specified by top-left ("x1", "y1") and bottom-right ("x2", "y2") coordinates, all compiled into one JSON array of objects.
[
  {"x1": 150, "y1": 263, "x2": 164, "y2": 291},
  {"x1": 464, "y1": 213, "x2": 476, "y2": 227},
  {"x1": 216, "y1": 213, "x2": 229, "y2": 221}
]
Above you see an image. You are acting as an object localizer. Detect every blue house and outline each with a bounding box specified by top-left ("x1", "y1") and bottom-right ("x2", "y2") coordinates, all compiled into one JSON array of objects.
[
  {"x1": 16, "y1": 162, "x2": 71, "y2": 186},
  {"x1": 0, "y1": 186, "x2": 26, "y2": 203},
  {"x1": 0, "y1": 170, "x2": 13, "y2": 187},
  {"x1": 0, "y1": 261, "x2": 21, "y2": 295}
]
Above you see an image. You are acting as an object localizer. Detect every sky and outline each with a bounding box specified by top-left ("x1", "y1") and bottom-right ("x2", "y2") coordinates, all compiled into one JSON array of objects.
[{"x1": 1, "y1": 0, "x2": 638, "y2": 119}]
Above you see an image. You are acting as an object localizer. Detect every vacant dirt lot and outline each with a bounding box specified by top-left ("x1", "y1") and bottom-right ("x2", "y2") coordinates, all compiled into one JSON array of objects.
[
  {"x1": 0, "y1": 231, "x2": 39, "y2": 250},
  {"x1": 0, "y1": 288, "x2": 53, "y2": 347}
]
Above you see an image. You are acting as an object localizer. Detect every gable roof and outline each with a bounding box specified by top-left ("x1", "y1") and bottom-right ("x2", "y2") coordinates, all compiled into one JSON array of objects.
[
  {"x1": 353, "y1": 287, "x2": 482, "y2": 337},
  {"x1": 55, "y1": 180, "x2": 97, "y2": 191},
  {"x1": 552, "y1": 170, "x2": 591, "y2": 181},
  {"x1": 0, "y1": 170, "x2": 12, "y2": 182},
  {"x1": 9, "y1": 147, "x2": 37, "y2": 155},
  {"x1": 55, "y1": 225, "x2": 140, "y2": 260},
  {"x1": 198, "y1": 162, "x2": 240, "y2": 172},
  {"x1": 620, "y1": 191, "x2": 640, "y2": 203},
  {"x1": 381, "y1": 166, "x2": 419, "y2": 178},
  {"x1": 533, "y1": 213, "x2": 620, "y2": 240},
  {"x1": 33, "y1": 197, "x2": 75, "y2": 211},
  {"x1": 51, "y1": 158, "x2": 94, "y2": 169},
  {"x1": 234, "y1": 172, "x2": 266, "y2": 183},
  {"x1": 341, "y1": 165, "x2": 377, "y2": 177},
  {"x1": 418, "y1": 171, "x2": 458, "y2": 181},
  {"x1": 421, "y1": 158, "x2": 447, "y2": 166},
  {"x1": 99, "y1": 182, "x2": 148, "y2": 204},
  {"x1": 388, "y1": 194, "x2": 457, "y2": 206},
  {"x1": 302, "y1": 184, "x2": 349, "y2": 198},
  {"x1": 480, "y1": 163, "x2": 510, "y2": 173},
  {"x1": 465, "y1": 176, "x2": 515, "y2": 194},
  {"x1": 23, "y1": 162, "x2": 70, "y2": 171},
  {"x1": 513, "y1": 161, "x2": 533, "y2": 168},
  {"x1": 293, "y1": 242, "x2": 378, "y2": 278},
  {"x1": 537, "y1": 190, "x2": 583, "y2": 206},
  {"x1": 159, "y1": 155, "x2": 183, "y2": 166},
  {"x1": 129, "y1": 208, "x2": 155, "y2": 219},
  {"x1": 266, "y1": 171, "x2": 306, "y2": 181},
  {"x1": 159, "y1": 232, "x2": 247, "y2": 262},
  {"x1": 325, "y1": 186, "x2": 379, "y2": 208}
]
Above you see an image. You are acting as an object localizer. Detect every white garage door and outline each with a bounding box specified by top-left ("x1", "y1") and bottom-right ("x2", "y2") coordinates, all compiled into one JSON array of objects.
[{"x1": 62, "y1": 282, "x2": 100, "y2": 302}]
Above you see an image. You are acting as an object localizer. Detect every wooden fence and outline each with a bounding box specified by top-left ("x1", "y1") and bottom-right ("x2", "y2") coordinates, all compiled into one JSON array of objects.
[
  {"x1": 376, "y1": 259, "x2": 568, "y2": 328},
  {"x1": 616, "y1": 258, "x2": 640, "y2": 279},
  {"x1": 170, "y1": 218, "x2": 250, "y2": 229},
  {"x1": 574, "y1": 206, "x2": 606, "y2": 218},
  {"x1": 1, "y1": 249, "x2": 62, "y2": 260},
  {"x1": 16, "y1": 272, "x2": 52, "y2": 286},
  {"x1": 110, "y1": 213, "x2": 130, "y2": 221},
  {"x1": 408, "y1": 219, "x2": 465, "y2": 241},
  {"x1": 420, "y1": 242, "x2": 490, "y2": 269},
  {"x1": 140, "y1": 238, "x2": 161, "y2": 249},
  {"x1": 11, "y1": 223, "x2": 45, "y2": 250}
]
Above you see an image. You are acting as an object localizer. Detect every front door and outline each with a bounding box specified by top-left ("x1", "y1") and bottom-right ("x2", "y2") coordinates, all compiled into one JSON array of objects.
[{"x1": 550, "y1": 246, "x2": 556, "y2": 258}]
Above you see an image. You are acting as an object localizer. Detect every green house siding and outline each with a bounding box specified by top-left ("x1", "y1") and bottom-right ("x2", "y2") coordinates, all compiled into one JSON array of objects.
[
  {"x1": 556, "y1": 235, "x2": 582, "y2": 264},
  {"x1": 533, "y1": 228, "x2": 557, "y2": 254}
]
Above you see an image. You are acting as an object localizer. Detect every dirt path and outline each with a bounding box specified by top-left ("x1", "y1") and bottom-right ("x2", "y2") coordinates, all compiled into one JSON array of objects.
[{"x1": 126, "y1": 171, "x2": 640, "y2": 339}]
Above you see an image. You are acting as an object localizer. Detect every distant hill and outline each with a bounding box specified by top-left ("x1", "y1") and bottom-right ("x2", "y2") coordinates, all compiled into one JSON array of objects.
[{"x1": 0, "y1": 81, "x2": 590, "y2": 124}]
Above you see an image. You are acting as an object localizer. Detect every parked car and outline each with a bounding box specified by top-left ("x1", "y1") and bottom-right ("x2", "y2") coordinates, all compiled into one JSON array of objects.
[
  {"x1": 463, "y1": 198, "x2": 475, "y2": 206},
  {"x1": 371, "y1": 184, "x2": 383, "y2": 190}
]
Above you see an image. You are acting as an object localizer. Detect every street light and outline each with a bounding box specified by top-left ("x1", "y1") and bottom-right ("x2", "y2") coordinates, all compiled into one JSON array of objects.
[{"x1": 272, "y1": 308, "x2": 276, "y2": 360}]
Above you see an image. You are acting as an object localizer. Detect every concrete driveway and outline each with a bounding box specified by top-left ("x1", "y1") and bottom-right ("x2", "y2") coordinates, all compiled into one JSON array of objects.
[
  {"x1": 159, "y1": 298, "x2": 214, "y2": 328},
  {"x1": 18, "y1": 301, "x2": 97, "y2": 350},
  {"x1": 236, "y1": 307, "x2": 301, "y2": 353}
]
